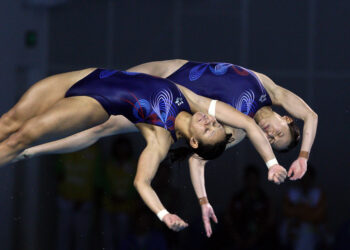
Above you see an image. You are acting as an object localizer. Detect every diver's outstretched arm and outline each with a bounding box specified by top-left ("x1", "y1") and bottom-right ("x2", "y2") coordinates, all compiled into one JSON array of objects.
[
  {"x1": 256, "y1": 73, "x2": 318, "y2": 180},
  {"x1": 134, "y1": 127, "x2": 188, "y2": 232},
  {"x1": 188, "y1": 155, "x2": 218, "y2": 238},
  {"x1": 12, "y1": 115, "x2": 137, "y2": 163}
]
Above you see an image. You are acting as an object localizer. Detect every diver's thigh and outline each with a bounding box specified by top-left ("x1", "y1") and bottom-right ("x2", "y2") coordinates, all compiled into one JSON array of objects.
[
  {"x1": 27, "y1": 96, "x2": 109, "y2": 144},
  {"x1": 11, "y1": 68, "x2": 96, "y2": 120}
]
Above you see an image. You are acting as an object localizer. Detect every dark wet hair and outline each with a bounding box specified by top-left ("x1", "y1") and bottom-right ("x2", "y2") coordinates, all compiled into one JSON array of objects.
[
  {"x1": 167, "y1": 133, "x2": 232, "y2": 163},
  {"x1": 192, "y1": 133, "x2": 232, "y2": 160},
  {"x1": 276, "y1": 120, "x2": 301, "y2": 153}
]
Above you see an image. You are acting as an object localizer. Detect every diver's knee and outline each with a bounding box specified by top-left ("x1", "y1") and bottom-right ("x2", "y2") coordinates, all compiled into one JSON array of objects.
[
  {"x1": 0, "y1": 108, "x2": 25, "y2": 128},
  {"x1": 5, "y1": 125, "x2": 36, "y2": 149}
]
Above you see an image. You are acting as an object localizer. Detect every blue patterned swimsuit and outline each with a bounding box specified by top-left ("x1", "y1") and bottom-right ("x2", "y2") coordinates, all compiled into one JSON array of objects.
[
  {"x1": 167, "y1": 61, "x2": 272, "y2": 118},
  {"x1": 65, "y1": 69, "x2": 191, "y2": 141}
]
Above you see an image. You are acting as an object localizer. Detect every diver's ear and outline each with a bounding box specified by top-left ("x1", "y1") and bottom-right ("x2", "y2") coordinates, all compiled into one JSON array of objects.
[
  {"x1": 189, "y1": 137, "x2": 199, "y2": 149},
  {"x1": 223, "y1": 125, "x2": 232, "y2": 134},
  {"x1": 283, "y1": 115, "x2": 293, "y2": 124},
  {"x1": 227, "y1": 134, "x2": 235, "y2": 143}
]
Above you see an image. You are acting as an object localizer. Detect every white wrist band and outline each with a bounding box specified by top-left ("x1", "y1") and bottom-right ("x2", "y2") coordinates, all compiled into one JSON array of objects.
[
  {"x1": 266, "y1": 158, "x2": 278, "y2": 169},
  {"x1": 157, "y1": 209, "x2": 169, "y2": 221},
  {"x1": 208, "y1": 100, "x2": 217, "y2": 117}
]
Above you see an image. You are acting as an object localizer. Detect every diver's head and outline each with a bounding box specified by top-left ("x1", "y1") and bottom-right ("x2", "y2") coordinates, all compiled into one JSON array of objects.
[
  {"x1": 187, "y1": 112, "x2": 231, "y2": 160},
  {"x1": 258, "y1": 112, "x2": 300, "y2": 152}
]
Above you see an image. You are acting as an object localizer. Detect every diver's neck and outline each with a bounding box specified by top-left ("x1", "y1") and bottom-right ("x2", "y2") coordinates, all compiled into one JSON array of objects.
[
  {"x1": 254, "y1": 106, "x2": 273, "y2": 123},
  {"x1": 174, "y1": 112, "x2": 192, "y2": 140}
]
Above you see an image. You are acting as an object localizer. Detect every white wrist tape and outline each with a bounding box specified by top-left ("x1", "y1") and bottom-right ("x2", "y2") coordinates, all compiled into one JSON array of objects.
[
  {"x1": 266, "y1": 158, "x2": 278, "y2": 169},
  {"x1": 157, "y1": 209, "x2": 169, "y2": 221},
  {"x1": 208, "y1": 100, "x2": 217, "y2": 117}
]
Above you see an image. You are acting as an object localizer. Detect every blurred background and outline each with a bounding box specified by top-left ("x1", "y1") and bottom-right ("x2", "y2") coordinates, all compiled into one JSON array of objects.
[{"x1": 0, "y1": 0, "x2": 349, "y2": 249}]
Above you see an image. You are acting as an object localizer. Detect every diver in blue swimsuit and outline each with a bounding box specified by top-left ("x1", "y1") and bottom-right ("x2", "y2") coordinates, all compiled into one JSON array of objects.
[
  {"x1": 6, "y1": 60, "x2": 316, "y2": 237},
  {"x1": 0, "y1": 66, "x2": 283, "y2": 233}
]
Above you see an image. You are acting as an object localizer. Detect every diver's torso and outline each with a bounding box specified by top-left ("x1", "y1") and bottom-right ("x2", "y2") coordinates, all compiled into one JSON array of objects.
[
  {"x1": 65, "y1": 69, "x2": 191, "y2": 141},
  {"x1": 167, "y1": 61, "x2": 272, "y2": 118}
]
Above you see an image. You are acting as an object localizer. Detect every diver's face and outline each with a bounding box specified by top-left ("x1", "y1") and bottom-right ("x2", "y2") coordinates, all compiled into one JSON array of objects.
[
  {"x1": 258, "y1": 113, "x2": 292, "y2": 150},
  {"x1": 190, "y1": 112, "x2": 226, "y2": 146}
]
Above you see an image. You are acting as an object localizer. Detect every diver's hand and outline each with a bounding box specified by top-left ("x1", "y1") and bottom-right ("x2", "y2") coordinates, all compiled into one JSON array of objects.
[
  {"x1": 268, "y1": 165, "x2": 287, "y2": 184},
  {"x1": 288, "y1": 157, "x2": 307, "y2": 180},
  {"x1": 163, "y1": 214, "x2": 188, "y2": 232},
  {"x1": 201, "y1": 203, "x2": 218, "y2": 238}
]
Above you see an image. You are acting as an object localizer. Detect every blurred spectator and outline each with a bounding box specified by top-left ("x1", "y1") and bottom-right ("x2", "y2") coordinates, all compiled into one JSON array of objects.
[
  {"x1": 222, "y1": 165, "x2": 276, "y2": 250},
  {"x1": 119, "y1": 201, "x2": 168, "y2": 250},
  {"x1": 100, "y1": 136, "x2": 138, "y2": 250},
  {"x1": 280, "y1": 165, "x2": 329, "y2": 250},
  {"x1": 55, "y1": 144, "x2": 101, "y2": 250}
]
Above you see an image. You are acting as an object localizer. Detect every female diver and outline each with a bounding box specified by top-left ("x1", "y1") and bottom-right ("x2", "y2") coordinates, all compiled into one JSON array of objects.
[{"x1": 0, "y1": 67, "x2": 285, "y2": 232}]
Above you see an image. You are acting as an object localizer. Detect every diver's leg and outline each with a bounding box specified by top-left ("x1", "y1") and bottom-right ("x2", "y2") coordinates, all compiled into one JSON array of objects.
[
  {"x1": 0, "y1": 96, "x2": 108, "y2": 166},
  {"x1": 0, "y1": 68, "x2": 95, "y2": 141}
]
